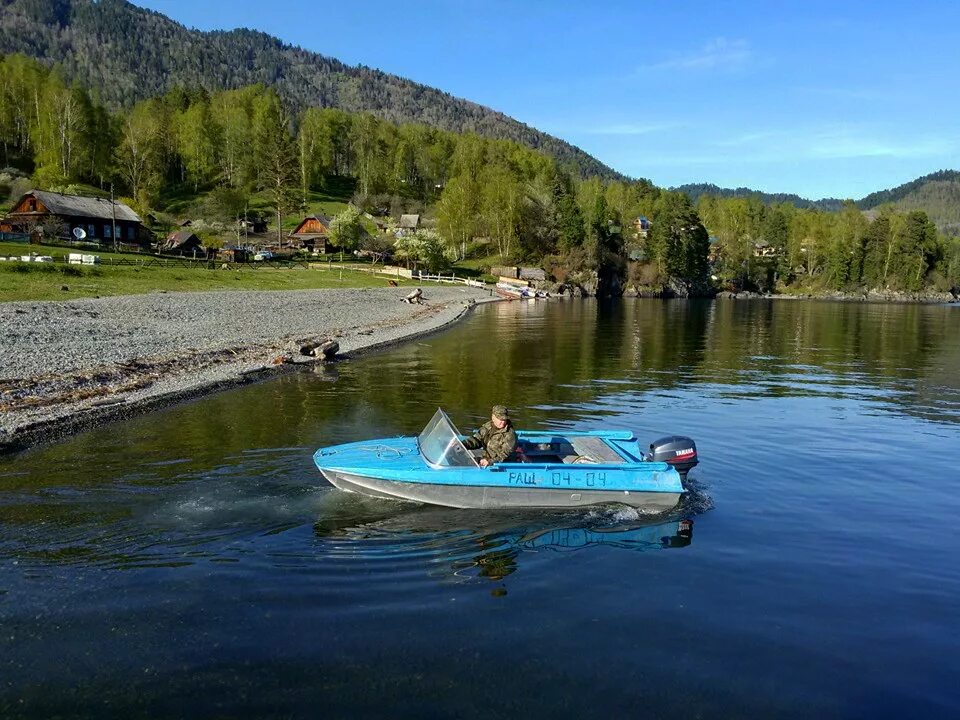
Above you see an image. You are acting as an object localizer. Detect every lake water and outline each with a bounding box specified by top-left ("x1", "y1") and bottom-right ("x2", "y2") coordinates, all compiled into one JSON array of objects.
[{"x1": 1, "y1": 299, "x2": 959, "y2": 719}]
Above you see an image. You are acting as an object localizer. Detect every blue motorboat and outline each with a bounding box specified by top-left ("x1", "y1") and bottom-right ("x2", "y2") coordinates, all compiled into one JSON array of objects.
[{"x1": 313, "y1": 409, "x2": 699, "y2": 510}]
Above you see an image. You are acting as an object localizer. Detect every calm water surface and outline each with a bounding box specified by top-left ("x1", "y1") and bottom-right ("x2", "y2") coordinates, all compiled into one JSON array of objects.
[{"x1": 2, "y1": 299, "x2": 959, "y2": 718}]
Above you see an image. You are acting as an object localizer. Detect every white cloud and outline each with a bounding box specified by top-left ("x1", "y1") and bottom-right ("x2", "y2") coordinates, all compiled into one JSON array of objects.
[
  {"x1": 698, "y1": 124, "x2": 953, "y2": 161},
  {"x1": 805, "y1": 129, "x2": 953, "y2": 159},
  {"x1": 581, "y1": 121, "x2": 680, "y2": 136},
  {"x1": 640, "y1": 37, "x2": 753, "y2": 73}
]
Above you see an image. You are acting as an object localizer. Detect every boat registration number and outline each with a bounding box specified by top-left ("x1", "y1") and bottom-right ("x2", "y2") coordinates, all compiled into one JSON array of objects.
[{"x1": 506, "y1": 471, "x2": 608, "y2": 487}]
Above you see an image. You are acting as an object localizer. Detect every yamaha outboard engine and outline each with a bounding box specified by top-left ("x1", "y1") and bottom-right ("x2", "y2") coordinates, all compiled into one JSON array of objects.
[{"x1": 648, "y1": 436, "x2": 698, "y2": 480}]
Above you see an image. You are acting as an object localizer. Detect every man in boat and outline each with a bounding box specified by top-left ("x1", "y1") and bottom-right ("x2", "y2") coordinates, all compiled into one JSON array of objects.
[{"x1": 463, "y1": 405, "x2": 518, "y2": 467}]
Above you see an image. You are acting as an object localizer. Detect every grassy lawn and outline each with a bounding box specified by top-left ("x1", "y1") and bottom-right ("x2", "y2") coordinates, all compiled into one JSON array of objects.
[
  {"x1": 1, "y1": 241, "x2": 139, "y2": 262},
  {"x1": 454, "y1": 251, "x2": 503, "y2": 283},
  {"x1": 0, "y1": 259, "x2": 413, "y2": 302}
]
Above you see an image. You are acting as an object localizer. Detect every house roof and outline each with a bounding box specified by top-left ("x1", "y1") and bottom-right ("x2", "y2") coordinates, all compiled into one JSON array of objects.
[
  {"x1": 399, "y1": 214, "x2": 420, "y2": 229},
  {"x1": 289, "y1": 215, "x2": 332, "y2": 237},
  {"x1": 164, "y1": 230, "x2": 201, "y2": 248},
  {"x1": 25, "y1": 190, "x2": 142, "y2": 223}
]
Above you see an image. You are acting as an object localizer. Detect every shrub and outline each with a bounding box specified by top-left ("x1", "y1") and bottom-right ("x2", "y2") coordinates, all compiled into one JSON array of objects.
[{"x1": 2, "y1": 261, "x2": 57, "y2": 275}]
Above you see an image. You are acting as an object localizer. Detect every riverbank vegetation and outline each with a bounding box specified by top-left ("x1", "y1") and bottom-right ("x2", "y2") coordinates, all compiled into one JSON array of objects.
[{"x1": 2, "y1": 52, "x2": 958, "y2": 298}]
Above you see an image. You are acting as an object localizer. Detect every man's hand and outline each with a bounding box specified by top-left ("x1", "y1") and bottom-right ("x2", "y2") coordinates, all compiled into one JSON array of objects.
[{"x1": 479, "y1": 458, "x2": 490, "y2": 467}]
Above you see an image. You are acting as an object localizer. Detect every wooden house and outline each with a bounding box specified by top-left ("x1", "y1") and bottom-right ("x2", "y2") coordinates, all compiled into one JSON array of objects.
[
  {"x1": 396, "y1": 214, "x2": 421, "y2": 237},
  {"x1": 0, "y1": 189, "x2": 148, "y2": 246},
  {"x1": 288, "y1": 215, "x2": 335, "y2": 253},
  {"x1": 753, "y1": 240, "x2": 780, "y2": 258},
  {"x1": 633, "y1": 216, "x2": 651, "y2": 239},
  {"x1": 492, "y1": 266, "x2": 547, "y2": 282},
  {"x1": 162, "y1": 230, "x2": 204, "y2": 257},
  {"x1": 238, "y1": 215, "x2": 269, "y2": 234},
  {"x1": 399, "y1": 214, "x2": 420, "y2": 229}
]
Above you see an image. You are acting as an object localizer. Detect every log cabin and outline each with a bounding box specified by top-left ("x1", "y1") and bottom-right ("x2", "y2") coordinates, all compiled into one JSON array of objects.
[
  {"x1": 162, "y1": 230, "x2": 205, "y2": 257},
  {"x1": 0, "y1": 190, "x2": 148, "y2": 247},
  {"x1": 288, "y1": 215, "x2": 337, "y2": 253}
]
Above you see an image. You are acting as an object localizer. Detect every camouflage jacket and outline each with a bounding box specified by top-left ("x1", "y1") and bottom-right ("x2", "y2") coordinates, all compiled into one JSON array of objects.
[{"x1": 463, "y1": 421, "x2": 517, "y2": 464}]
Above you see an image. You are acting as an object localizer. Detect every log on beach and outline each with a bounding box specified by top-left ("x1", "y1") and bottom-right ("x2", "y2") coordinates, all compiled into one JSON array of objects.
[
  {"x1": 402, "y1": 288, "x2": 424, "y2": 304},
  {"x1": 299, "y1": 339, "x2": 340, "y2": 358}
]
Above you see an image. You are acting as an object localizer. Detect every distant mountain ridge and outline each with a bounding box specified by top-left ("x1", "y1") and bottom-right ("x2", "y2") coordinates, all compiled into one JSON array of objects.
[
  {"x1": 858, "y1": 170, "x2": 960, "y2": 236},
  {"x1": 858, "y1": 170, "x2": 960, "y2": 208},
  {"x1": 0, "y1": 0, "x2": 624, "y2": 180},
  {"x1": 675, "y1": 169, "x2": 960, "y2": 235},
  {"x1": 671, "y1": 183, "x2": 844, "y2": 211}
]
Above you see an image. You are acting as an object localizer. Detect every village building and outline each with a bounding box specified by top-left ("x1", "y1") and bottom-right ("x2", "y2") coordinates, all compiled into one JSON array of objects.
[
  {"x1": 288, "y1": 215, "x2": 336, "y2": 253},
  {"x1": 753, "y1": 240, "x2": 780, "y2": 258},
  {"x1": 396, "y1": 214, "x2": 421, "y2": 237},
  {"x1": 161, "y1": 230, "x2": 205, "y2": 257},
  {"x1": 633, "y1": 216, "x2": 652, "y2": 238},
  {"x1": 0, "y1": 189, "x2": 148, "y2": 246},
  {"x1": 707, "y1": 236, "x2": 721, "y2": 264},
  {"x1": 492, "y1": 266, "x2": 547, "y2": 282},
  {"x1": 238, "y1": 215, "x2": 269, "y2": 234}
]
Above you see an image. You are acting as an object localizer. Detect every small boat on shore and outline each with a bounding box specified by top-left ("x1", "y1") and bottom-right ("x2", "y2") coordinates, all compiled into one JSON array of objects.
[
  {"x1": 494, "y1": 277, "x2": 550, "y2": 300},
  {"x1": 313, "y1": 409, "x2": 698, "y2": 510},
  {"x1": 494, "y1": 283, "x2": 550, "y2": 300}
]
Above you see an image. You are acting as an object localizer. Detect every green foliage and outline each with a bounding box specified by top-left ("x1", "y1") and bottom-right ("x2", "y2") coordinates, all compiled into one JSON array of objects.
[
  {"x1": 436, "y1": 173, "x2": 480, "y2": 260},
  {"x1": 0, "y1": 2, "x2": 622, "y2": 181},
  {"x1": 205, "y1": 186, "x2": 249, "y2": 222},
  {"x1": 253, "y1": 89, "x2": 299, "y2": 241},
  {"x1": 699, "y1": 194, "x2": 950, "y2": 293},
  {"x1": 0, "y1": 259, "x2": 95, "y2": 278},
  {"x1": 677, "y1": 181, "x2": 844, "y2": 212},
  {"x1": 328, "y1": 206, "x2": 364, "y2": 253},
  {"x1": 858, "y1": 169, "x2": 960, "y2": 209},
  {"x1": 3, "y1": 47, "x2": 954, "y2": 297},
  {"x1": 552, "y1": 170, "x2": 585, "y2": 252},
  {"x1": 393, "y1": 228, "x2": 450, "y2": 273},
  {"x1": 650, "y1": 192, "x2": 709, "y2": 288}
]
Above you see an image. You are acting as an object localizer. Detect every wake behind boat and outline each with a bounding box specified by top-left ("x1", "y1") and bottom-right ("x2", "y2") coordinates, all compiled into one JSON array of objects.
[{"x1": 313, "y1": 409, "x2": 699, "y2": 510}]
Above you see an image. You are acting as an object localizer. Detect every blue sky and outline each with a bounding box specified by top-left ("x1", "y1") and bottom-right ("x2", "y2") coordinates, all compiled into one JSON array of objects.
[{"x1": 134, "y1": 1, "x2": 959, "y2": 200}]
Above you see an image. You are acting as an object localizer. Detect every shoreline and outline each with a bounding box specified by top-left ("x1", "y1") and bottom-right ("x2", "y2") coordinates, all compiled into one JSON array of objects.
[
  {"x1": 713, "y1": 289, "x2": 958, "y2": 304},
  {"x1": 623, "y1": 288, "x2": 958, "y2": 304},
  {"x1": 2, "y1": 287, "x2": 496, "y2": 455}
]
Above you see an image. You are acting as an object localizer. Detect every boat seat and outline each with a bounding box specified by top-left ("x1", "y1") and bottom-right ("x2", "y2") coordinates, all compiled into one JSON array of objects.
[{"x1": 567, "y1": 436, "x2": 626, "y2": 464}]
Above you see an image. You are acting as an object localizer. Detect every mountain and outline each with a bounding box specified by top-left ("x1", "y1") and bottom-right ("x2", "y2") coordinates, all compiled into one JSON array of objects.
[
  {"x1": 676, "y1": 172, "x2": 960, "y2": 235},
  {"x1": 858, "y1": 170, "x2": 960, "y2": 236},
  {"x1": 672, "y1": 183, "x2": 844, "y2": 212},
  {"x1": 0, "y1": 0, "x2": 624, "y2": 180}
]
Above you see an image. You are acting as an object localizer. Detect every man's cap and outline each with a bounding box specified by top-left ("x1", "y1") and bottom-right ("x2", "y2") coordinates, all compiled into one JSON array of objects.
[{"x1": 492, "y1": 405, "x2": 509, "y2": 420}]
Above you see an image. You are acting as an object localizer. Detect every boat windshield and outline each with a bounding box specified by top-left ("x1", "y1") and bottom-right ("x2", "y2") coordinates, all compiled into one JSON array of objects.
[{"x1": 418, "y1": 408, "x2": 479, "y2": 468}]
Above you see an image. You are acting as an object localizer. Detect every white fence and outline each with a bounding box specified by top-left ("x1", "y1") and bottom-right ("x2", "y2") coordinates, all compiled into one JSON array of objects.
[
  {"x1": 412, "y1": 270, "x2": 487, "y2": 288},
  {"x1": 0, "y1": 255, "x2": 54, "y2": 263},
  {"x1": 67, "y1": 253, "x2": 101, "y2": 265}
]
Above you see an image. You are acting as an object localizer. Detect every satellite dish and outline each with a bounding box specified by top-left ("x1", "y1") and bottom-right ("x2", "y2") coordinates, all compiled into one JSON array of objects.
[{"x1": 73, "y1": 227, "x2": 87, "y2": 240}]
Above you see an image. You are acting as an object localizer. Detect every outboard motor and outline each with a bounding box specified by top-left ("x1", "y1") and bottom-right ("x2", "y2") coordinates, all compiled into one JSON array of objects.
[{"x1": 648, "y1": 436, "x2": 698, "y2": 480}]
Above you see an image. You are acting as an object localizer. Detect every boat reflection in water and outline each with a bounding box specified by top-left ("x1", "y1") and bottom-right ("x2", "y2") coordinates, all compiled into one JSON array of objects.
[{"x1": 312, "y1": 494, "x2": 695, "y2": 588}]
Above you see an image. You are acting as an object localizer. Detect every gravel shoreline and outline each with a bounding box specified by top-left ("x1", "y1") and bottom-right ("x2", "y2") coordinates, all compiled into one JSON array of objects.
[{"x1": 2, "y1": 286, "x2": 494, "y2": 453}]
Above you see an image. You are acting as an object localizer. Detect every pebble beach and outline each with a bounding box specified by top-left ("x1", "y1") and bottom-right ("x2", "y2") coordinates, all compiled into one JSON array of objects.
[{"x1": 1, "y1": 286, "x2": 493, "y2": 451}]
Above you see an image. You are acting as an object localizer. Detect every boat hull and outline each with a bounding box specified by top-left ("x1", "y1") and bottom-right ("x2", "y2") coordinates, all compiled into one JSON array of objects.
[{"x1": 321, "y1": 469, "x2": 681, "y2": 510}]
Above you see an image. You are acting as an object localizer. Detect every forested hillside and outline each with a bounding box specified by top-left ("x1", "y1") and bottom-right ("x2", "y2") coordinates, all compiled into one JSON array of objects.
[
  {"x1": 677, "y1": 171, "x2": 960, "y2": 236},
  {"x1": 2, "y1": 49, "x2": 958, "y2": 298},
  {"x1": 858, "y1": 171, "x2": 960, "y2": 237},
  {"x1": 0, "y1": 0, "x2": 622, "y2": 180}
]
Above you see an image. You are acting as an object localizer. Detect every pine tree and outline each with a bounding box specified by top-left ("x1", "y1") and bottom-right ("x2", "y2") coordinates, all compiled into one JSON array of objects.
[{"x1": 253, "y1": 90, "x2": 298, "y2": 244}]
